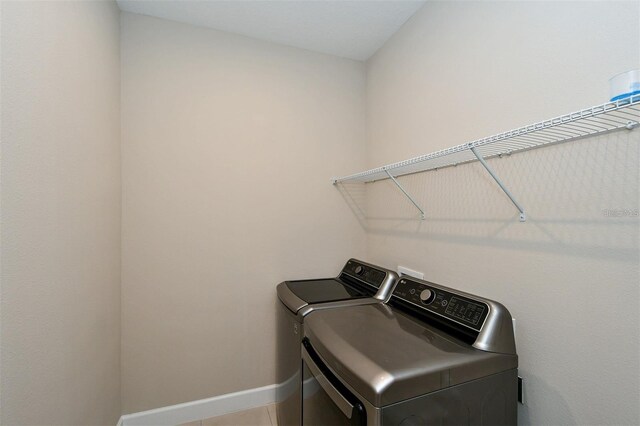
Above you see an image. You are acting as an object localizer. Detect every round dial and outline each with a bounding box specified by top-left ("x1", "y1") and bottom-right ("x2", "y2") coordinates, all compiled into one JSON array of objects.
[
  {"x1": 419, "y1": 289, "x2": 435, "y2": 304},
  {"x1": 354, "y1": 265, "x2": 364, "y2": 275}
]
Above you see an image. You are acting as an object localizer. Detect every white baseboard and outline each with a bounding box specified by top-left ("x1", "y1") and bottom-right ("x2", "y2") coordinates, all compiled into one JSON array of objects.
[{"x1": 118, "y1": 384, "x2": 277, "y2": 426}]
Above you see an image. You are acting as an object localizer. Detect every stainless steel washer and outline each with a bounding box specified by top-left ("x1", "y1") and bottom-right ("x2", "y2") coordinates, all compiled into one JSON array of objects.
[
  {"x1": 301, "y1": 277, "x2": 518, "y2": 425},
  {"x1": 276, "y1": 259, "x2": 399, "y2": 426}
]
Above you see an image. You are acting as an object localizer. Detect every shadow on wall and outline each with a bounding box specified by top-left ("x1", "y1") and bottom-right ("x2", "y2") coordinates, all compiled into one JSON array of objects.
[
  {"x1": 335, "y1": 130, "x2": 639, "y2": 262},
  {"x1": 517, "y1": 374, "x2": 575, "y2": 426},
  {"x1": 337, "y1": 180, "x2": 368, "y2": 229}
]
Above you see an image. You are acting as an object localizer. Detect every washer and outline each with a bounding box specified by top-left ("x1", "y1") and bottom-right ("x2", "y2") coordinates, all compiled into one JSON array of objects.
[
  {"x1": 276, "y1": 259, "x2": 399, "y2": 426},
  {"x1": 301, "y1": 276, "x2": 518, "y2": 425}
]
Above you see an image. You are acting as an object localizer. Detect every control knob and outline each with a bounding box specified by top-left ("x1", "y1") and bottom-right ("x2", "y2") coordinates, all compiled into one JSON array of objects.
[
  {"x1": 354, "y1": 265, "x2": 364, "y2": 275},
  {"x1": 419, "y1": 289, "x2": 435, "y2": 304}
]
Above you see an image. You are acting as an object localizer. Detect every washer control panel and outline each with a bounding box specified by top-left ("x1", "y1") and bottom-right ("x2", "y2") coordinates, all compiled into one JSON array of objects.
[
  {"x1": 392, "y1": 278, "x2": 489, "y2": 331},
  {"x1": 342, "y1": 260, "x2": 387, "y2": 288}
]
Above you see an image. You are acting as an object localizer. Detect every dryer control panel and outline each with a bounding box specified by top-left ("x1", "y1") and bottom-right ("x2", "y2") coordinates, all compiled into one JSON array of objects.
[
  {"x1": 341, "y1": 260, "x2": 387, "y2": 289},
  {"x1": 392, "y1": 278, "x2": 489, "y2": 332}
]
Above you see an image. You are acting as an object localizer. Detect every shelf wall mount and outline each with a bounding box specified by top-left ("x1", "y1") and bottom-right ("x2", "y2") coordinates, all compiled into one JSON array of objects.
[
  {"x1": 470, "y1": 146, "x2": 526, "y2": 222},
  {"x1": 383, "y1": 169, "x2": 426, "y2": 220},
  {"x1": 331, "y1": 169, "x2": 427, "y2": 220}
]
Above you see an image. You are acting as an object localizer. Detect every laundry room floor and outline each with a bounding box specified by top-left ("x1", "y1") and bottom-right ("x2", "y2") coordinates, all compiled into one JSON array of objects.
[{"x1": 180, "y1": 404, "x2": 277, "y2": 426}]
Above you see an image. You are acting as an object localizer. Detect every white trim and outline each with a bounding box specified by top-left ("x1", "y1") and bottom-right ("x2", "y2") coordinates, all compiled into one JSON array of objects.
[{"x1": 117, "y1": 384, "x2": 277, "y2": 426}]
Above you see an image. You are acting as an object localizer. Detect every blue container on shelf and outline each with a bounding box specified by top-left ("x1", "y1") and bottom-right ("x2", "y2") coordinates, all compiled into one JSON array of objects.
[{"x1": 610, "y1": 69, "x2": 640, "y2": 101}]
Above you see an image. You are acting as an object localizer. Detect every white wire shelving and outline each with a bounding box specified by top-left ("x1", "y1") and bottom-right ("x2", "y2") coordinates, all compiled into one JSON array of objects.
[{"x1": 332, "y1": 94, "x2": 640, "y2": 222}]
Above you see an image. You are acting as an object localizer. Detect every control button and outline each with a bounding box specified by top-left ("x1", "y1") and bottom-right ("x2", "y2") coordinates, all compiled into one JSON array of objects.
[
  {"x1": 441, "y1": 300, "x2": 448, "y2": 307},
  {"x1": 419, "y1": 289, "x2": 435, "y2": 304},
  {"x1": 354, "y1": 265, "x2": 364, "y2": 275},
  {"x1": 409, "y1": 289, "x2": 415, "y2": 295}
]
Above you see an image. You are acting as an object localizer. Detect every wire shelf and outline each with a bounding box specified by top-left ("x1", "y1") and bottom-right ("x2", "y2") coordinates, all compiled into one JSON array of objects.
[{"x1": 333, "y1": 94, "x2": 640, "y2": 184}]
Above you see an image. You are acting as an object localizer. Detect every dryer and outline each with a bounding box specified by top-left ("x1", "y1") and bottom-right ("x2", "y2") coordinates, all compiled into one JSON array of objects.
[{"x1": 301, "y1": 277, "x2": 518, "y2": 425}]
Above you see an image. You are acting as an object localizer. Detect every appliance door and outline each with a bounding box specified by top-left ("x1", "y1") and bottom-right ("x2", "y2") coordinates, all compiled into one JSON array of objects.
[{"x1": 301, "y1": 339, "x2": 366, "y2": 426}]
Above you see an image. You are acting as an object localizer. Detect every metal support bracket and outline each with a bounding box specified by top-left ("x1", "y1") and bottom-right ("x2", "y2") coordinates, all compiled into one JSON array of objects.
[
  {"x1": 384, "y1": 169, "x2": 425, "y2": 220},
  {"x1": 470, "y1": 146, "x2": 526, "y2": 222}
]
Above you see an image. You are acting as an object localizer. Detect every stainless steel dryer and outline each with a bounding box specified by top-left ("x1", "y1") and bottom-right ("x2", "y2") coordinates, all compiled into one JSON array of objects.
[
  {"x1": 302, "y1": 277, "x2": 518, "y2": 425},
  {"x1": 276, "y1": 259, "x2": 398, "y2": 426}
]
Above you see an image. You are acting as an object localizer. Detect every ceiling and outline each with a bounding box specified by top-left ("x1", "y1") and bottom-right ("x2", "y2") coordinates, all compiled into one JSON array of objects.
[{"x1": 116, "y1": 0, "x2": 426, "y2": 61}]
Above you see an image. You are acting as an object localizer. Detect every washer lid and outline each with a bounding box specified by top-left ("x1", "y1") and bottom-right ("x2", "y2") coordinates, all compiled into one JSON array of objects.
[
  {"x1": 277, "y1": 259, "x2": 399, "y2": 314},
  {"x1": 277, "y1": 278, "x2": 369, "y2": 313},
  {"x1": 287, "y1": 279, "x2": 368, "y2": 304},
  {"x1": 304, "y1": 304, "x2": 518, "y2": 407}
]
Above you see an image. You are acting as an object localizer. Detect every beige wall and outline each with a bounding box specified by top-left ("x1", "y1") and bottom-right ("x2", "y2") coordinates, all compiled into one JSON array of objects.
[
  {"x1": 120, "y1": 13, "x2": 366, "y2": 413},
  {"x1": 363, "y1": 1, "x2": 639, "y2": 425},
  {"x1": 0, "y1": 1, "x2": 121, "y2": 425}
]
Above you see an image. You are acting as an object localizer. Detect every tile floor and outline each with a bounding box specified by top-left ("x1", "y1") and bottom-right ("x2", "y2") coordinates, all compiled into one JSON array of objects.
[{"x1": 180, "y1": 404, "x2": 277, "y2": 426}]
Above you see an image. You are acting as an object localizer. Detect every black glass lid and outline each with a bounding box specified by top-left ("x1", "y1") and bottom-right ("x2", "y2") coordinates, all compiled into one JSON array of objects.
[{"x1": 286, "y1": 278, "x2": 368, "y2": 304}]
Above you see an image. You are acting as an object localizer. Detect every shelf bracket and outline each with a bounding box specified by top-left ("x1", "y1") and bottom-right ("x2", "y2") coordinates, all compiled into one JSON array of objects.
[
  {"x1": 470, "y1": 146, "x2": 526, "y2": 222},
  {"x1": 384, "y1": 169, "x2": 426, "y2": 220}
]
